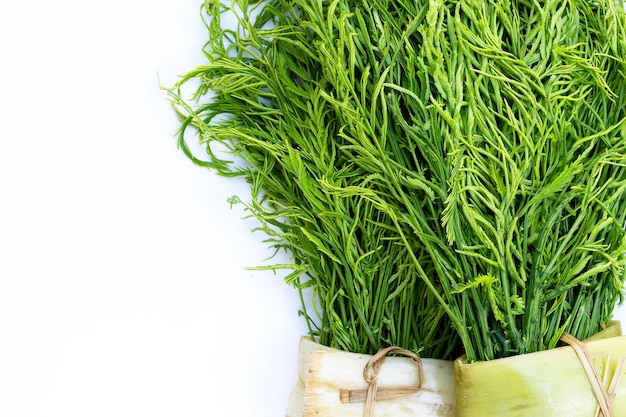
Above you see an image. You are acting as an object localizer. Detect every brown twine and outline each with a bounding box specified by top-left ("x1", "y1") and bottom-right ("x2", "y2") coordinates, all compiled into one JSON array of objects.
[
  {"x1": 594, "y1": 356, "x2": 625, "y2": 417},
  {"x1": 560, "y1": 332, "x2": 624, "y2": 417},
  {"x1": 339, "y1": 346, "x2": 424, "y2": 417}
]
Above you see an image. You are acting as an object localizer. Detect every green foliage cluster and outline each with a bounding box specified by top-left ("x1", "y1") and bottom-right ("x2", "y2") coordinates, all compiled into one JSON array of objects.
[{"x1": 169, "y1": 0, "x2": 626, "y2": 362}]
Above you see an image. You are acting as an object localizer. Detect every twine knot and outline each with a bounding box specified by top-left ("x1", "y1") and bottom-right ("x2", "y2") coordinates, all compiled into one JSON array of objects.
[{"x1": 339, "y1": 346, "x2": 424, "y2": 417}]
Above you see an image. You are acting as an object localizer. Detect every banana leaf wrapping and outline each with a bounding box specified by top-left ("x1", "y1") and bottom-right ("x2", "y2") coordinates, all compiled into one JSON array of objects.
[
  {"x1": 286, "y1": 337, "x2": 456, "y2": 417},
  {"x1": 455, "y1": 321, "x2": 625, "y2": 417}
]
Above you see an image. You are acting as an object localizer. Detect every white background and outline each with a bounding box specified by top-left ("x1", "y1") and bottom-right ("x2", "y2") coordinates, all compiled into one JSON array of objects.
[{"x1": 0, "y1": 1, "x2": 625, "y2": 416}]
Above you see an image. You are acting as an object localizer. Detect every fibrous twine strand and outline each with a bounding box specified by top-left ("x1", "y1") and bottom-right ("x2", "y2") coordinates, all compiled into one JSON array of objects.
[
  {"x1": 560, "y1": 333, "x2": 624, "y2": 417},
  {"x1": 594, "y1": 356, "x2": 626, "y2": 417},
  {"x1": 340, "y1": 346, "x2": 424, "y2": 417}
]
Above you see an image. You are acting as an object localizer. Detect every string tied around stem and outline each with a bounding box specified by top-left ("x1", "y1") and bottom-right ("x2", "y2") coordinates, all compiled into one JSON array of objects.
[
  {"x1": 560, "y1": 332, "x2": 625, "y2": 417},
  {"x1": 339, "y1": 346, "x2": 424, "y2": 417}
]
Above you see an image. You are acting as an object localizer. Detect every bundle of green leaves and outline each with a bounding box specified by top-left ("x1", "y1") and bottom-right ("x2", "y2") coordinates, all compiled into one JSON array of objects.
[{"x1": 169, "y1": 0, "x2": 626, "y2": 362}]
